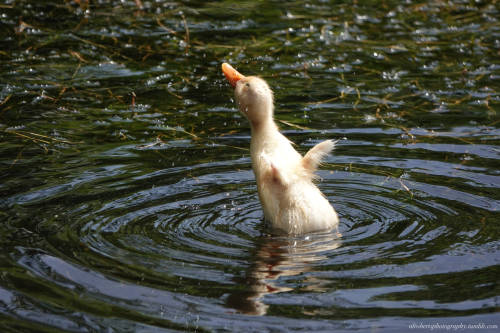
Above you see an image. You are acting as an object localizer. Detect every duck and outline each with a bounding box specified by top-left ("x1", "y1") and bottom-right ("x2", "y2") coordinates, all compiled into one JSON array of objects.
[{"x1": 221, "y1": 63, "x2": 339, "y2": 235}]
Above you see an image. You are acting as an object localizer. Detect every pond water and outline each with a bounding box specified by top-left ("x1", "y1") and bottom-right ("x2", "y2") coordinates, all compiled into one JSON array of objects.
[{"x1": 1, "y1": 0, "x2": 499, "y2": 331}]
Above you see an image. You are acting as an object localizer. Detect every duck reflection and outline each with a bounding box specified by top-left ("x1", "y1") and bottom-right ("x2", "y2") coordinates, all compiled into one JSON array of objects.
[{"x1": 226, "y1": 231, "x2": 342, "y2": 315}]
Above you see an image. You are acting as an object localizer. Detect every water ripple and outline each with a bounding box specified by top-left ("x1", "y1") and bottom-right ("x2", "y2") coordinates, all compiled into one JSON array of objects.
[{"x1": 1, "y1": 0, "x2": 499, "y2": 331}]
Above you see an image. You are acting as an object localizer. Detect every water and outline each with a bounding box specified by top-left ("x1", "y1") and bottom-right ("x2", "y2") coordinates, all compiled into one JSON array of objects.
[{"x1": 1, "y1": 1, "x2": 499, "y2": 331}]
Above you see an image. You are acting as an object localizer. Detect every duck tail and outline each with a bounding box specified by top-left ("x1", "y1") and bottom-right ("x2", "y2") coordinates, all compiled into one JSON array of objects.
[{"x1": 301, "y1": 140, "x2": 336, "y2": 176}]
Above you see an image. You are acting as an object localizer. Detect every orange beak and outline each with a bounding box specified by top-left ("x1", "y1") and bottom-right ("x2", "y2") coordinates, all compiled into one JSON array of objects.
[{"x1": 222, "y1": 63, "x2": 245, "y2": 88}]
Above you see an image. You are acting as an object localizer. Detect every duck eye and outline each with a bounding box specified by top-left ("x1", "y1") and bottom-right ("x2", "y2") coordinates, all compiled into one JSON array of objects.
[{"x1": 245, "y1": 82, "x2": 250, "y2": 87}]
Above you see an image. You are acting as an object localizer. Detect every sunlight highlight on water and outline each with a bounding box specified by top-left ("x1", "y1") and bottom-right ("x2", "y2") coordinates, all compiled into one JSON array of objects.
[{"x1": 0, "y1": 0, "x2": 499, "y2": 331}]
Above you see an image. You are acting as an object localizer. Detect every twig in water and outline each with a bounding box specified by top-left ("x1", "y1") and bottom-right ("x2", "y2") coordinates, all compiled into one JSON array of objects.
[
  {"x1": 10, "y1": 146, "x2": 25, "y2": 168},
  {"x1": 0, "y1": 94, "x2": 11, "y2": 108},
  {"x1": 277, "y1": 119, "x2": 310, "y2": 130},
  {"x1": 156, "y1": 18, "x2": 177, "y2": 35},
  {"x1": 181, "y1": 14, "x2": 190, "y2": 55},
  {"x1": 307, "y1": 96, "x2": 340, "y2": 105},
  {"x1": 398, "y1": 178, "x2": 413, "y2": 199},
  {"x1": 131, "y1": 92, "x2": 136, "y2": 107},
  {"x1": 6, "y1": 129, "x2": 82, "y2": 145}
]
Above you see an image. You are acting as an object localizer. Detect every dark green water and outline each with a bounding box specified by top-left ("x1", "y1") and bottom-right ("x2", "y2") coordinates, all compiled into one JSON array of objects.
[{"x1": 1, "y1": 0, "x2": 499, "y2": 332}]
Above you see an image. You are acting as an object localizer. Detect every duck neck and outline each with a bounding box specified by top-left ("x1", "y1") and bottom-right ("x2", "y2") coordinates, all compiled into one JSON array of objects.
[
  {"x1": 250, "y1": 115, "x2": 277, "y2": 136},
  {"x1": 248, "y1": 102, "x2": 276, "y2": 134}
]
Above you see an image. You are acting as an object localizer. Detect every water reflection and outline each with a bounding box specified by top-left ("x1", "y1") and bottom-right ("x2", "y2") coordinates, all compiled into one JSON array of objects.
[
  {"x1": 227, "y1": 231, "x2": 342, "y2": 315},
  {"x1": 1, "y1": 0, "x2": 499, "y2": 331}
]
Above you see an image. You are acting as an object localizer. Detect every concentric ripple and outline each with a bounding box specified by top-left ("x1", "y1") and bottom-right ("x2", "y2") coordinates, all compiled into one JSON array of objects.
[
  {"x1": 4, "y1": 133, "x2": 498, "y2": 331},
  {"x1": 1, "y1": 0, "x2": 499, "y2": 331}
]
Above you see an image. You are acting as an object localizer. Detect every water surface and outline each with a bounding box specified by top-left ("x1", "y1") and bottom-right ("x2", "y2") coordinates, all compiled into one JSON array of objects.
[{"x1": 1, "y1": 1, "x2": 499, "y2": 331}]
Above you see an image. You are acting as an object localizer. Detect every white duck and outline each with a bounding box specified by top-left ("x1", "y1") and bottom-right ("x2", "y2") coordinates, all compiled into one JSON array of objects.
[{"x1": 222, "y1": 63, "x2": 339, "y2": 235}]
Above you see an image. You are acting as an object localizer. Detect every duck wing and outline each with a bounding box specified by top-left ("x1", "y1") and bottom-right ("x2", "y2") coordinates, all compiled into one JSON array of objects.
[{"x1": 301, "y1": 139, "x2": 337, "y2": 175}]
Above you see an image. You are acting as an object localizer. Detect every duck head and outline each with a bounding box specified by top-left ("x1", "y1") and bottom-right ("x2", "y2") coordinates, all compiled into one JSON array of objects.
[{"x1": 222, "y1": 63, "x2": 274, "y2": 128}]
